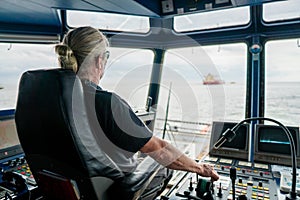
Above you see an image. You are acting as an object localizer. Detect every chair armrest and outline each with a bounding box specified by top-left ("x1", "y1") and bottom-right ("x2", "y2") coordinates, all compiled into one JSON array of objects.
[{"x1": 108, "y1": 156, "x2": 162, "y2": 200}]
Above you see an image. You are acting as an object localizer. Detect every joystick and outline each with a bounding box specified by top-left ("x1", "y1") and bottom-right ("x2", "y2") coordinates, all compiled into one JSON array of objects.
[
  {"x1": 217, "y1": 182, "x2": 223, "y2": 197},
  {"x1": 230, "y1": 166, "x2": 237, "y2": 200},
  {"x1": 189, "y1": 177, "x2": 194, "y2": 191}
]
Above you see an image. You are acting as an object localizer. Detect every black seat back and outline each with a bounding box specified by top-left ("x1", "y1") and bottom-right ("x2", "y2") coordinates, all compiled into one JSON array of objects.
[{"x1": 15, "y1": 69, "x2": 123, "y2": 200}]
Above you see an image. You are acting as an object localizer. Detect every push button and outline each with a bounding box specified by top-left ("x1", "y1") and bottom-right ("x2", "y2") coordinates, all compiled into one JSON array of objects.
[{"x1": 247, "y1": 181, "x2": 253, "y2": 186}]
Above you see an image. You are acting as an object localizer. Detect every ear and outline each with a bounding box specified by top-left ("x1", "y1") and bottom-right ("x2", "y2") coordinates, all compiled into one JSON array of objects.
[{"x1": 96, "y1": 55, "x2": 103, "y2": 69}]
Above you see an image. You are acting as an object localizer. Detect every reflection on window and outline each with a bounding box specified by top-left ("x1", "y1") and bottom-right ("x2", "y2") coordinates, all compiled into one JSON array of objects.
[
  {"x1": 100, "y1": 48, "x2": 153, "y2": 110},
  {"x1": 156, "y1": 43, "x2": 247, "y2": 124},
  {"x1": 174, "y1": 6, "x2": 250, "y2": 32},
  {"x1": 67, "y1": 11, "x2": 150, "y2": 33},
  {"x1": 0, "y1": 43, "x2": 57, "y2": 109},
  {"x1": 265, "y1": 39, "x2": 300, "y2": 126},
  {"x1": 263, "y1": 0, "x2": 300, "y2": 22}
]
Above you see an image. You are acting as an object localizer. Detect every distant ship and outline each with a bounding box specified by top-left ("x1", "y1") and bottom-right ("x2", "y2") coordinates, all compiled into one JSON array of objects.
[
  {"x1": 0, "y1": 86, "x2": 3, "y2": 90},
  {"x1": 203, "y1": 73, "x2": 224, "y2": 85}
]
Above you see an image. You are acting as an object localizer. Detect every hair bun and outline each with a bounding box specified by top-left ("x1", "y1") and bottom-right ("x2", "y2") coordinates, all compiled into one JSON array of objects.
[{"x1": 55, "y1": 44, "x2": 78, "y2": 72}]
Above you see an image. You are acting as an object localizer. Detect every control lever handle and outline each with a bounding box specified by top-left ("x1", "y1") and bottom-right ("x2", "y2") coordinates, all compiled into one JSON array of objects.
[
  {"x1": 189, "y1": 177, "x2": 193, "y2": 191},
  {"x1": 195, "y1": 178, "x2": 212, "y2": 199},
  {"x1": 230, "y1": 166, "x2": 237, "y2": 200},
  {"x1": 217, "y1": 182, "x2": 223, "y2": 197}
]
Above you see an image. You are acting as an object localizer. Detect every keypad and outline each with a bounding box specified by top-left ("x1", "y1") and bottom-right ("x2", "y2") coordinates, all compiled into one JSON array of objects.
[
  {"x1": 14, "y1": 164, "x2": 36, "y2": 186},
  {"x1": 227, "y1": 181, "x2": 270, "y2": 200}
]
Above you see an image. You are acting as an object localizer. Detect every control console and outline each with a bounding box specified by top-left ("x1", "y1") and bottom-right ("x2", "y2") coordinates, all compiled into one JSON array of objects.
[
  {"x1": 159, "y1": 121, "x2": 300, "y2": 200},
  {"x1": 1, "y1": 154, "x2": 36, "y2": 187},
  {"x1": 163, "y1": 157, "x2": 279, "y2": 200},
  {"x1": 0, "y1": 154, "x2": 38, "y2": 200}
]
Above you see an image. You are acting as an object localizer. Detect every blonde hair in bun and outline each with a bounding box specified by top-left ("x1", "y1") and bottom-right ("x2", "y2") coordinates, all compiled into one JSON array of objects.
[
  {"x1": 55, "y1": 26, "x2": 109, "y2": 76},
  {"x1": 55, "y1": 44, "x2": 78, "y2": 72}
]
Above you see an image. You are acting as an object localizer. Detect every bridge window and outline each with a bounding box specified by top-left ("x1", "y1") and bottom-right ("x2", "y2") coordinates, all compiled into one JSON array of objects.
[
  {"x1": 156, "y1": 43, "x2": 247, "y2": 126},
  {"x1": 100, "y1": 48, "x2": 153, "y2": 110},
  {"x1": 174, "y1": 6, "x2": 250, "y2": 32},
  {"x1": 0, "y1": 45, "x2": 153, "y2": 112},
  {"x1": 67, "y1": 11, "x2": 150, "y2": 33},
  {"x1": 263, "y1": 0, "x2": 300, "y2": 22},
  {"x1": 265, "y1": 39, "x2": 300, "y2": 126},
  {"x1": 154, "y1": 43, "x2": 247, "y2": 156},
  {"x1": 0, "y1": 43, "x2": 57, "y2": 110}
]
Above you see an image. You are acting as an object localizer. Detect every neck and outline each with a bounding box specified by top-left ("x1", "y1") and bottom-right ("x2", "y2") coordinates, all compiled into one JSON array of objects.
[
  {"x1": 87, "y1": 77, "x2": 100, "y2": 85},
  {"x1": 89, "y1": 76, "x2": 100, "y2": 85},
  {"x1": 78, "y1": 66, "x2": 101, "y2": 86}
]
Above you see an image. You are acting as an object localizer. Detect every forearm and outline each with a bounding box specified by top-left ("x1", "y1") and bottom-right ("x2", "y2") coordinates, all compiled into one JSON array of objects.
[
  {"x1": 141, "y1": 136, "x2": 219, "y2": 181},
  {"x1": 147, "y1": 141, "x2": 199, "y2": 173}
]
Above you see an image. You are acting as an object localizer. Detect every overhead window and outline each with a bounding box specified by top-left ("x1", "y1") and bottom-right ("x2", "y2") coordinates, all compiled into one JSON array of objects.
[
  {"x1": 67, "y1": 11, "x2": 150, "y2": 33},
  {"x1": 265, "y1": 39, "x2": 300, "y2": 126},
  {"x1": 263, "y1": 0, "x2": 300, "y2": 22},
  {"x1": 174, "y1": 6, "x2": 250, "y2": 32}
]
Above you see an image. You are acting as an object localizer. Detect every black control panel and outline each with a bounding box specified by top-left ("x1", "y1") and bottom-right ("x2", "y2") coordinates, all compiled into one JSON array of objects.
[
  {"x1": 0, "y1": 154, "x2": 36, "y2": 186},
  {"x1": 0, "y1": 154, "x2": 38, "y2": 200},
  {"x1": 0, "y1": 111, "x2": 39, "y2": 199}
]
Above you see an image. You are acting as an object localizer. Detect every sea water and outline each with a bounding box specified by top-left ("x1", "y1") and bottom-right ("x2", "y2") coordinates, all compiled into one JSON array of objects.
[{"x1": 1, "y1": 82, "x2": 299, "y2": 126}]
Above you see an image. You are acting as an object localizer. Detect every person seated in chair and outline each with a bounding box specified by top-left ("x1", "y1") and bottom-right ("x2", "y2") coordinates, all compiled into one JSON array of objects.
[{"x1": 55, "y1": 26, "x2": 219, "y2": 196}]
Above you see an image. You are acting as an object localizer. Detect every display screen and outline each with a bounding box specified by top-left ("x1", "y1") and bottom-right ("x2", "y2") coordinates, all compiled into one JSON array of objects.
[
  {"x1": 213, "y1": 122, "x2": 248, "y2": 150},
  {"x1": 0, "y1": 118, "x2": 22, "y2": 158},
  {"x1": 257, "y1": 125, "x2": 298, "y2": 155},
  {"x1": 0, "y1": 119, "x2": 20, "y2": 149}
]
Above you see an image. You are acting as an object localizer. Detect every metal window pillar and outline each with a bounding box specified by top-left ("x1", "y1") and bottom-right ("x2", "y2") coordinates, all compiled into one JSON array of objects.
[
  {"x1": 146, "y1": 48, "x2": 165, "y2": 131},
  {"x1": 248, "y1": 35, "x2": 262, "y2": 162}
]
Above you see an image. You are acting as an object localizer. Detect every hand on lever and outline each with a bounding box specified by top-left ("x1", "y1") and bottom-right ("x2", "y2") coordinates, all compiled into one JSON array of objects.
[{"x1": 198, "y1": 163, "x2": 219, "y2": 182}]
